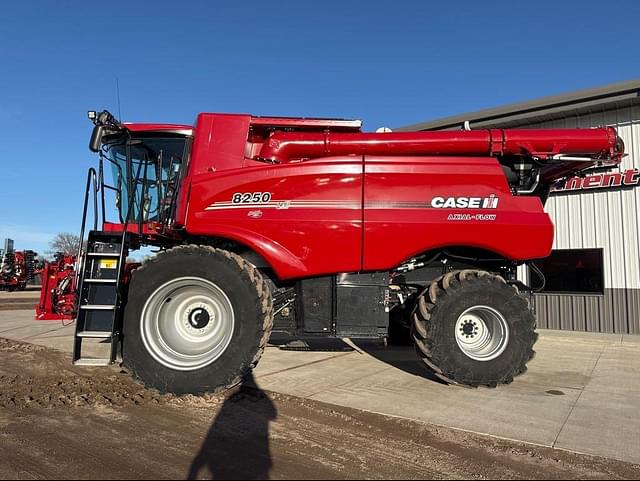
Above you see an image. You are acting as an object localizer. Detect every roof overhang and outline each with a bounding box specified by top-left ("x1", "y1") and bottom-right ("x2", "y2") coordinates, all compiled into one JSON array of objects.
[{"x1": 397, "y1": 79, "x2": 640, "y2": 131}]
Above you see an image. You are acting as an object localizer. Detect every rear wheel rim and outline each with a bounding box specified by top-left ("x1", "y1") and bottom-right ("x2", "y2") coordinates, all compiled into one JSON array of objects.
[
  {"x1": 141, "y1": 276, "x2": 235, "y2": 371},
  {"x1": 454, "y1": 305, "x2": 509, "y2": 362}
]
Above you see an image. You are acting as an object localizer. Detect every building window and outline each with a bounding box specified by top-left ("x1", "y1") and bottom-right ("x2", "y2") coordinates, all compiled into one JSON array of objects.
[{"x1": 531, "y1": 249, "x2": 605, "y2": 295}]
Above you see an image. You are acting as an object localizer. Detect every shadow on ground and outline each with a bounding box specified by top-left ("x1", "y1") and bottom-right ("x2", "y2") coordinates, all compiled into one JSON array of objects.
[
  {"x1": 187, "y1": 372, "x2": 277, "y2": 480},
  {"x1": 353, "y1": 340, "x2": 448, "y2": 385},
  {"x1": 269, "y1": 333, "x2": 448, "y2": 386}
]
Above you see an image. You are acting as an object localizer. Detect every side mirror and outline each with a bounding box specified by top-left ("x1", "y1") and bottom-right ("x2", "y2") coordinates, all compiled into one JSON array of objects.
[{"x1": 89, "y1": 125, "x2": 104, "y2": 152}]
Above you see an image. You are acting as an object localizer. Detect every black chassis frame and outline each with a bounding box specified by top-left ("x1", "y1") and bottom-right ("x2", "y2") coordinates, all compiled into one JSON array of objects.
[{"x1": 267, "y1": 257, "x2": 524, "y2": 341}]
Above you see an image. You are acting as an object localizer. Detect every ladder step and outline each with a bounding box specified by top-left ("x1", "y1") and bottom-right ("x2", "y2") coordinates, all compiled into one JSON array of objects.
[
  {"x1": 84, "y1": 278, "x2": 117, "y2": 284},
  {"x1": 72, "y1": 232, "x2": 129, "y2": 367},
  {"x1": 77, "y1": 331, "x2": 112, "y2": 339},
  {"x1": 80, "y1": 305, "x2": 116, "y2": 310},
  {"x1": 73, "y1": 358, "x2": 112, "y2": 367}
]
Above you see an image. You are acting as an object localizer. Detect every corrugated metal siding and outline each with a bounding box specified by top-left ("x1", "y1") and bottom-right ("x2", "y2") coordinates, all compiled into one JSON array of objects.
[{"x1": 508, "y1": 104, "x2": 640, "y2": 334}]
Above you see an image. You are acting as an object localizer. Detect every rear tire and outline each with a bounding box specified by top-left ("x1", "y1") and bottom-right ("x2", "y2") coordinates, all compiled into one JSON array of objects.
[
  {"x1": 122, "y1": 245, "x2": 272, "y2": 395},
  {"x1": 411, "y1": 270, "x2": 537, "y2": 387}
]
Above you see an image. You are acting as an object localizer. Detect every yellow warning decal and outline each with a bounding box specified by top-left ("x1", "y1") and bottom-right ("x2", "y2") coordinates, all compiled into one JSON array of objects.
[{"x1": 99, "y1": 259, "x2": 118, "y2": 270}]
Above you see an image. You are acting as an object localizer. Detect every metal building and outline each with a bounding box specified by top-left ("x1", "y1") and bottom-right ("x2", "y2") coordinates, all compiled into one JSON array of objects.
[{"x1": 400, "y1": 80, "x2": 640, "y2": 334}]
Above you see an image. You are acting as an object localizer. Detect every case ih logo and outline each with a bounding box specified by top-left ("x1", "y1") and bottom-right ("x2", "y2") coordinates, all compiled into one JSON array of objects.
[
  {"x1": 431, "y1": 194, "x2": 499, "y2": 209},
  {"x1": 554, "y1": 169, "x2": 640, "y2": 193}
]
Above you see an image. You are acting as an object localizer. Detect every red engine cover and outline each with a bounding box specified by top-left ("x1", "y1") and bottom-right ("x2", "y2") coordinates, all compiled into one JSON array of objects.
[{"x1": 184, "y1": 153, "x2": 553, "y2": 280}]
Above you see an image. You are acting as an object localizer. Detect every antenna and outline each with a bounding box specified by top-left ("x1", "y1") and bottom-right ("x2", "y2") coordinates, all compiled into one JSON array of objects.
[{"x1": 116, "y1": 78, "x2": 122, "y2": 122}]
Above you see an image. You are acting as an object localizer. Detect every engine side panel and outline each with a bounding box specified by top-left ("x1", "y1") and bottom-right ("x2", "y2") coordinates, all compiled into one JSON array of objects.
[
  {"x1": 185, "y1": 153, "x2": 554, "y2": 279},
  {"x1": 363, "y1": 156, "x2": 554, "y2": 270}
]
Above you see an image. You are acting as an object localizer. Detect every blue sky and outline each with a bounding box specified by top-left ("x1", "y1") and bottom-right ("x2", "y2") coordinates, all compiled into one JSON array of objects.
[{"x1": 1, "y1": 0, "x2": 639, "y2": 254}]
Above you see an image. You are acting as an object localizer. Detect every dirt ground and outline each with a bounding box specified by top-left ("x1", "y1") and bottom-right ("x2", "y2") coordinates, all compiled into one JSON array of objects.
[{"x1": 0, "y1": 338, "x2": 639, "y2": 480}]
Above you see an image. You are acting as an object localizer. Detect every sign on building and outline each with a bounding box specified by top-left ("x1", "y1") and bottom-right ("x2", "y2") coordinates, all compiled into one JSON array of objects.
[{"x1": 553, "y1": 169, "x2": 640, "y2": 193}]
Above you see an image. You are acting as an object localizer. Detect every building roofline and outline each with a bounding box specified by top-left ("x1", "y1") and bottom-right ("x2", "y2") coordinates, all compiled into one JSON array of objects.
[{"x1": 397, "y1": 79, "x2": 640, "y2": 131}]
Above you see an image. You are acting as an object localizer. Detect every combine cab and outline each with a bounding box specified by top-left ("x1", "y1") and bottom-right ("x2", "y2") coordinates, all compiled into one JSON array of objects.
[{"x1": 52, "y1": 110, "x2": 623, "y2": 394}]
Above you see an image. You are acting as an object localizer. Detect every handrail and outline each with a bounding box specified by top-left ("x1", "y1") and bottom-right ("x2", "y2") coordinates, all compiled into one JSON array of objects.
[
  {"x1": 78, "y1": 168, "x2": 99, "y2": 254},
  {"x1": 73, "y1": 167, "x2": 99, "y2": 317},
  {"x1": 99, "y1": 155, "x2": 106, "y2": 229}
]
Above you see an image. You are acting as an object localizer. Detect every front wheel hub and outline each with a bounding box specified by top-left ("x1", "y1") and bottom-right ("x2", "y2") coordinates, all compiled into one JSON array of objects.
[
  {"x1": 188, "y1": 307, "x2": 211, "y2": 330},
  {"x1": 141, "y1": 277, "x2": 235, "y2": 372}
]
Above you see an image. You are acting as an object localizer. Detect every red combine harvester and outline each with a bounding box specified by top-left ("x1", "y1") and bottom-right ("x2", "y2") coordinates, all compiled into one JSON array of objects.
[
  {"x1": 0, "y1": 239, "x2": 39, "y2": 292},
  {"x1": 50, "y1": 110, "x2": 623, "y2": 394},
  {"x1": 36, "y1": 254, "x2": 77, "y2": 321}
]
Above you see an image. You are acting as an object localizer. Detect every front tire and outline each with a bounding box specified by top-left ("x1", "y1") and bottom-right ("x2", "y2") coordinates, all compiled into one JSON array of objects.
[
  {"x1": 412, "y1": 270, "x2": 537, "y2": 387},
  {"x1": 122, "y1": 245, "x2": 272, "y2": 395}
]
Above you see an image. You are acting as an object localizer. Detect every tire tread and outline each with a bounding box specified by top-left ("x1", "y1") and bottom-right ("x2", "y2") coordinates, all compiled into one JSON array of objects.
[
  {"x1": 411, "y1": 270, "x2": 537, "y2": 388},
  {"x1": 123, "y1": 245, "x2": 273, "y2": 394}
]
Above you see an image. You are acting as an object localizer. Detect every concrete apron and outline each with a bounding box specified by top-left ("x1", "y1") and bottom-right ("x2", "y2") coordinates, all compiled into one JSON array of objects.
[{"x1": 1, "y1": 309, "x2": 639, "y2": 465}]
